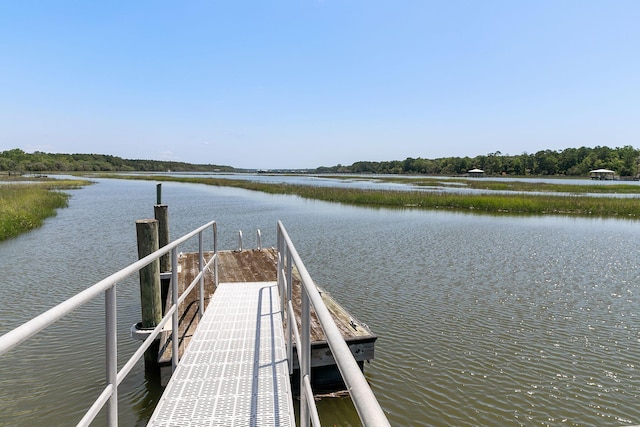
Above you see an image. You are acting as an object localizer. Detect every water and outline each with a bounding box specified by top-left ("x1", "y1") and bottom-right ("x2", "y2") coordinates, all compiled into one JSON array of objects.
[{"x1": 1, "y1": 177, "x2": 639, "y2": 426}]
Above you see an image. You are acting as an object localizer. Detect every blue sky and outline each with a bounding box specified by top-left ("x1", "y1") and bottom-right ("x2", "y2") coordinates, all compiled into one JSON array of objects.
[{"x1": 1, "y1": 1, "x2": 638, "y2": 169}]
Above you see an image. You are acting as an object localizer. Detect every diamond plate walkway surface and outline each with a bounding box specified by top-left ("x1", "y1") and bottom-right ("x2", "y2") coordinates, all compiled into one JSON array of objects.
[{"x1": 148, "y1": 281, "x2": 295, "y2": 427}]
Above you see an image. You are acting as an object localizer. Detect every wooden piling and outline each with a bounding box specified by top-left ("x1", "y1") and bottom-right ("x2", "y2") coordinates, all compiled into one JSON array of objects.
[
  {"x1": 154, "y1": 205, "x2": 170, "y2": 273},
  {"x1": 156, "y1": 183, "x2": 162, "y2": 205},
  {"x1": 136, "y1": 219, "x2": 162, "y2": 368}
]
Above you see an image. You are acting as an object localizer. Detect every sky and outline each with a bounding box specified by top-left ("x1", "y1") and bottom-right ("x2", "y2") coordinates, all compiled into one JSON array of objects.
[{"x1": 1, "y1": 1, "x2": 639, "y2": 169}]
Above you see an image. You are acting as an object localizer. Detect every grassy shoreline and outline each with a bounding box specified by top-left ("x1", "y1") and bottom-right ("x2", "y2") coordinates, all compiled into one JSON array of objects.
[
  {"x1": 323, "y1": 174, "x2": 640, "y2": 194},
  {"x1": 0, "y1": 178, "x2": 92, "y2": 241},
  {"x1": 106, "y1": 174, "x2": 640, "y2": 219}
]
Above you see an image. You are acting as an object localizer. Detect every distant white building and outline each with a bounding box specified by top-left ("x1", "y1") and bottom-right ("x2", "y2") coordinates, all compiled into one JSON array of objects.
[{"x1": 468, "y1": 168, "x2": 484, "y2": 177}]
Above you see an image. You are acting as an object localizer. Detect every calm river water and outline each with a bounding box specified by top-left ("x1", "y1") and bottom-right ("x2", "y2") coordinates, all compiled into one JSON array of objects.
[{"x1": 1, "y1": 177, "x2": 639, "y2": 426}]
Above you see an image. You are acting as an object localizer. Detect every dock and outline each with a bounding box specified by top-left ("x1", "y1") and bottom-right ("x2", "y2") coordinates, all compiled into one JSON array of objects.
[
  {"x1": 157, "y1": 248, "x2": 377, "y2": 390},
  {"x1": 149, "y1": 246, "x2": 377, "y2": 425}
]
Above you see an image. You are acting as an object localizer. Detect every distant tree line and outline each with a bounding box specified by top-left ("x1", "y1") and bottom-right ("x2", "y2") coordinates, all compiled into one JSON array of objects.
[
  {"x1": 315, "y1": 146, "x2": 640, "y2": 177},
  {"x1": 3, "y1": 146, "x2": 639, "y2": 177},
  {"x1": 0, "y1": 149, "x2": 234, "y2": 173}
]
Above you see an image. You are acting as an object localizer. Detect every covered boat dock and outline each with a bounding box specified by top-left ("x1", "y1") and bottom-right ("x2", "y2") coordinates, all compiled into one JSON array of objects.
[{"x1": 590, "y1": 168, "x2": 616, "y2": 180}]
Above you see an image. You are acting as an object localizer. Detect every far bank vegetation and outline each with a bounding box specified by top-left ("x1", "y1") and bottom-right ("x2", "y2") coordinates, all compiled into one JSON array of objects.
[
  {"x1": 2, "y1": 145, "x2": 639, "y2": 178},
  {"x1": 0, "y1": 149, "x2": 233, "y2": 174},
  {"x1": 316, "y1": 145, "x2": 640, "y2": 178}
]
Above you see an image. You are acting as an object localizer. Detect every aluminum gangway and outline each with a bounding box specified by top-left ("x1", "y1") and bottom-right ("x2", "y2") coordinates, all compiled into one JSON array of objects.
[
  {"x1": 147, "y1": 281, "x2": 294, "y2": 426},
  {"x1": 0, "y1": 220, "x2": 389, "y2": 427}
]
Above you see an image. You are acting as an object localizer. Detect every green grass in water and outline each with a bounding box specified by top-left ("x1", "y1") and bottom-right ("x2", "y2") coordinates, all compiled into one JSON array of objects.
[{"x1": 0, "y1": 179, "x2": 92, "y2": 241}]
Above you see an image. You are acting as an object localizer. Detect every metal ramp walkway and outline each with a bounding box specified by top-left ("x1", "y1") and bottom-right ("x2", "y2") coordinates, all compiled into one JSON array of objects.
[{"x1": 147, "y1": 281, "x2": 295, "y2": 427}]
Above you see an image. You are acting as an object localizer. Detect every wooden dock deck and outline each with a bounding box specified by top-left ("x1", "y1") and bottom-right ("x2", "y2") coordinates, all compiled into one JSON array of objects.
[{"x1": 158, "y1": 248, "x2": 377, "y2": 391}]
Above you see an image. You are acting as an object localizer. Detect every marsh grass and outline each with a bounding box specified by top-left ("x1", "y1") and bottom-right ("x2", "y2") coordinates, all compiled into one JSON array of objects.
[
  {"x1": 110, "y1": 174, "x2": 640, "y2": 219},
  {"x1": 354, "y1": 175, "x2": 640, "y2": 194},
  {"x1": 457, "y1": 180, "x2": 640, "y2": 194},
  {"x1": 0, "y1": 179, "x2": 92, "y2": 241}
]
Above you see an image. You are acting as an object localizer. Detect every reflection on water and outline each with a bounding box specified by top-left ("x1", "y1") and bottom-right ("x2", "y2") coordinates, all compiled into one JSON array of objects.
[{"x1": 1, "y1": 177, "x2": 639, "y2": 426}]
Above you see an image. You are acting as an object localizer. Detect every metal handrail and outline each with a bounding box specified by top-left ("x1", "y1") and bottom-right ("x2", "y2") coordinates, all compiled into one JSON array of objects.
[
  {"x1": 276, "y1": 221, "x2": 390, "y2": 427},
  {"x1": 236, "y1": 228, "x2": 263, "y2": 251},
  {"x1": 0, "y1": 220, "x2": 218, "y2": 427}
]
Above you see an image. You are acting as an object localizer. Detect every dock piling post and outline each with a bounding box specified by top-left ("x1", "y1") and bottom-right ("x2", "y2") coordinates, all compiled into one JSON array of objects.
[
  {"x1": 154, "y1": 204, "x2": 170, "y2": 273},
  {"x1": 136, "y1": 219, "x2": 163, "y2": 369}
]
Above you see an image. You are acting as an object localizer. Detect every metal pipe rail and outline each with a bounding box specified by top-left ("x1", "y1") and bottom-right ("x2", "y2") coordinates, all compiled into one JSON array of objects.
[
  {"x1": 0, "y1": 220, "x2": 219, "y2": 427},
  {"x1": 276, "y1": 221, "x2": 390, "y2": 427},
  {"x1": 236, "y1": 228, "x2": 263, "y2": 251}
]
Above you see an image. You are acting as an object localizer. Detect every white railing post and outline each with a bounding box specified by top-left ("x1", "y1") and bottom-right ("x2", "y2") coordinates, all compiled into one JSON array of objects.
[
  {"x1": 198, "y1": 231, "x2": 204, "y2": 318},
  {"x1": 105, "y1": 285, "x2": 118, "y2": 427},
  {"x1": 286, "y1": 250, "x2": 292, "y2": 301},
  {"x1": 256, "y1": 229, "x2": 262, "y2": 250},
  {"x1": 303, "y1": 375, "x2": 321, "y2": 426},
  {"x1": 286, "y1": 247, "x2": 293, "y2": 371},
  {"x1": 237, "y1": 230, "x2": 243, "y2": 251},
  {"x1": 171, "y1": 246, "x2": 179, "y2": 372},
  {"x1": 277, "y1": 226, "x2": 291, "y2": 373},
  {"x1": 300, "y1": 284, "x2": 311, "y2": 427},
  {"x1": 213, "y1": 223, "x2": 219, "y2": 288},
  {"x1": 277, "y1": 229, "x2": 284, "y2": 319}
]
